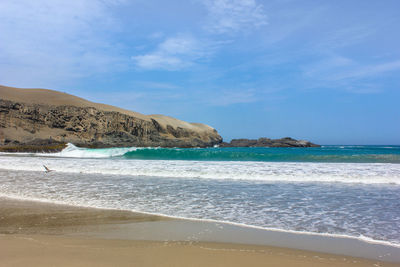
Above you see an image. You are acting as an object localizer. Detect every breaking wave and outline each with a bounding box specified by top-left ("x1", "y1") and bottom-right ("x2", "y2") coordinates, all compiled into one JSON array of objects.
[{"x1": 35, "y1": 143, "x2": 400, "y2": 163}]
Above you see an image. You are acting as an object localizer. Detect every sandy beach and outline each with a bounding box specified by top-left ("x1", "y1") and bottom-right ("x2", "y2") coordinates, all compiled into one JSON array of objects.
[
  {"x1": 0, "y1": 197, "x2": 398, "y2": 267},
  {"x1": 2, "y1": 0, "x2": 400, "y2": 266}
]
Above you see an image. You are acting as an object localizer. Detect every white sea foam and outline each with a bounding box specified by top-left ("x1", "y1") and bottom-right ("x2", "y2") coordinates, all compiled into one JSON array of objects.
[
  {"x1": 1, "y1": 166, "x2": 400, "y2": 248},
  {"x1": 0, "y1": 144, "x2": 400, "y2": 251},
  {"x1": 1, "y1": 145, "x2": 400, "y2": 251},
  {"x1": 0, "y1": 153, "x2": 400, "y2": 184},
  {"x1": 1, "y1": 189, "x2": 400, "y2": 249},
  {"x1": 40, "y1": 143, "x2": 138, "y2": 158}
]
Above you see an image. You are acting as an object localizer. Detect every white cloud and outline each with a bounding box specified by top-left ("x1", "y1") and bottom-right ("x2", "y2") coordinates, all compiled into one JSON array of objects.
[
  {"x1": 344, "y1": 84, "x2": 383, "y2": 94},
  {"x1": 131, "y1": 1, "x2": 268, "y2": 71},
  {"x1": 133, "y1": 81, "x2": 180, "y2": 89},
  {"x1": 302, "y1": 55, "x2": 400, "y2": 93},
  {"x1": 201, "y1": 0, "x2": 267, "y2": 34},
  {"x1": 133, "y1": 54, "x2": 186, "y2": 70},
  {"x1": 316, "y1": 26, "x2": 375, "y2": 50},
  {"x1": 159, "y1": 37, "x2": 199, "y2": 55},
  {"x1": 148, "y1": 32, "x2": 164, "y2": 39},
  {"x1": 331, "y1": 60, "x2": 400, "y2": 80},
  {"x1": 207, "y1": 89, "x2": 258, "y2": 106},
  {"x1": 132, "y1": 35, "x2": 207, "y2": 70},
  {"x1": 305, "y1": 56, "x2": 400, "y2": 81},
  {"x1": 303, "y1": 55, "x2": 354, "y2": 78},
  {"x1": 0, "y1": 0, "x2": 126, "y2": 87}
]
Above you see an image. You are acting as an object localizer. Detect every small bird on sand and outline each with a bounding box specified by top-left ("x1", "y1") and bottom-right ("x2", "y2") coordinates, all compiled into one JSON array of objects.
[{"x1": 43, "y1": 165, "x2": 53, "y2": 173}]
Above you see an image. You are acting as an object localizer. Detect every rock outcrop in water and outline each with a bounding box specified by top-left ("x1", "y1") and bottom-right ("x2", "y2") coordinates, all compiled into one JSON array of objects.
[
  {"x1": 219, "y1": 137, "x2": 320, "y2": 148},
  {"x1": 0, "y1": 85, "x2": 222, "y2": 152}
]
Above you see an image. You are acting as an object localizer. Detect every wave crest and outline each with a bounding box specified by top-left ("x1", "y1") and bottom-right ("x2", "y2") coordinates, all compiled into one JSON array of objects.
[{"x1": 41, "y1": 144, "x2": 400, "y2": 163}]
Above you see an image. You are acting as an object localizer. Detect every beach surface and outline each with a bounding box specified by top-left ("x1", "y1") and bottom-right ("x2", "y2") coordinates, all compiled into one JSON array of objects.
[{"x1": 0, "y1": 197, "x2": 398, "y2": 267}]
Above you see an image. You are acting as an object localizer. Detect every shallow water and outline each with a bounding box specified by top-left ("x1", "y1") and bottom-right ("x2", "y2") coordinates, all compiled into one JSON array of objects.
[
  {"x1": 0, "y1": 144, "x2": 399, "y2": 247},
  {"x1": 38, "y1": 144, "x2": 400, "y2": 163}
]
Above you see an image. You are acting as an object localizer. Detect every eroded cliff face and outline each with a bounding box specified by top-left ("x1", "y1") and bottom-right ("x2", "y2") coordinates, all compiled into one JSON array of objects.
[{"x1": 0, "y1": 99, "x2": 222, "y2": 150}]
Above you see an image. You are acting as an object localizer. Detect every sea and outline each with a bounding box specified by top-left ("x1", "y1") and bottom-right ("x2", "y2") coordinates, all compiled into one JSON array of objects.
[{"x1": 1, "y1": 144, "x2": 400, "y2": 248}]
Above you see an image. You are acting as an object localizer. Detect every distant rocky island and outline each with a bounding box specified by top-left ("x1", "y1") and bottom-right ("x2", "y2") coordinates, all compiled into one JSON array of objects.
[
  {"x1": 0, "y1": 85, "x2": 319, "y2": 152},
  {"x1": 220, "y1": 137, "x2": 320, "y2": 148}
]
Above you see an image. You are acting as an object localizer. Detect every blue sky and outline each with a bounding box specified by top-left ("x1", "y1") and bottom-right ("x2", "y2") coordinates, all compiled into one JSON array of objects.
[{"x1": 1, "y1": 0, "x2": 399, "y2": 144}]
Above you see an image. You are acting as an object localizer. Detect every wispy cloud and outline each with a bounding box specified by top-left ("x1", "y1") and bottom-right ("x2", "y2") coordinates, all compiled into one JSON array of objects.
[
  {"x1": 132, "y1": 0, "x2": 267, "y2": 71},
  {"x1": 201, "y1": 0, "x2": 267, "y2": 34},
  {"x1": 303, "y1": 55, "x2": 355, "y2": 78},
  {"x1": 132, "y1": 35, "x2": 210, "y2": 70},
  {"x1": 202, "y1": 84, "x2": 286, "y2": 106},
  {"x1": 316, "y1": 26, "x2": 375, "y2": 50},
  {"x1": 132, "y1": 81, "x2": 180, "y2": 90},
  {"x1": 202, "y1": 0, "x2": 267, "y2": 34},
  {"x1": 331, "y1": 60, "x2": 400, "y2": 81},
  {"x1": 302, "y1": 55, "x2": 400, "y2": 93},
  {"x1": 148, "y1": 32, "x2": 165, "y2": 40},
  {"x1": 0, "y1": 0, "x2": 126, "y2": 87},
  {"x1": 205, "y1": 88, "x2": 258, "y2": 106},
  {"x1": 305, "y1": 56, "x2": 400, "y2": 81},
  {"x1": 343, "y1": 83, "x2": 383, "y2": 94}
]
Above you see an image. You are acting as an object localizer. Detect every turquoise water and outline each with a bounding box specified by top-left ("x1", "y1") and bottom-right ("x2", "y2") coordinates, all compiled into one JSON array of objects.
[
  {"x1": 1, "y1": 144, "x2": 400, "y2": 246},
  {"x1": 122, "y1": 145, "x2": 400, "y2": 163}
]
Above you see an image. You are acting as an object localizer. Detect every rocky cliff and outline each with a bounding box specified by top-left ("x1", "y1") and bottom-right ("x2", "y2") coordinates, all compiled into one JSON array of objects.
[
  {"x1": 220, "y1": 137, "x2": 320, "y2": 147},
  {"x1": 0, "y1": 86, "x2": 222, "y2": 151}
]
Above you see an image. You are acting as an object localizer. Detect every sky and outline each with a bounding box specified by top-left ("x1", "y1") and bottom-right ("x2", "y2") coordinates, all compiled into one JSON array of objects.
[{"x1": 1, "y1": 0, "x2": 399, "y2": 145}]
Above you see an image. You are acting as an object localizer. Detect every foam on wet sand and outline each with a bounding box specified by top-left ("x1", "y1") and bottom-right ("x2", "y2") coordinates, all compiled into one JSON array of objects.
[{"x1": 0, "y1": 197, "x2": 398, "y2": 266}]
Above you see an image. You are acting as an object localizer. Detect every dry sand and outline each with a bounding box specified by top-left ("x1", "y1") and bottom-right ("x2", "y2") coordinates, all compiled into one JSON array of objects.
[
  {"x1": 0, "y1": 197, "x2": 398, "y2": 267},
  {"x1": 2, "y1": 235, "x2": 392, "y2": 267}
]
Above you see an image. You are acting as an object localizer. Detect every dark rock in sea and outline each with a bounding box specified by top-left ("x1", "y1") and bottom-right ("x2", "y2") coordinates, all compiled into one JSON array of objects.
[
  {"x1": 219, "y1": 137, "x2": 320, "y2": 148},
  {"x1": 0, "y1": 139, "x2": 67, "y2": 153}
]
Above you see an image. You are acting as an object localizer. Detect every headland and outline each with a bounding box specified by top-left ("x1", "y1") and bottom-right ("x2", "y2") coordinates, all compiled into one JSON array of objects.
[{"x1": 0, "y1": 85, "x2": 319, "y2": 152}]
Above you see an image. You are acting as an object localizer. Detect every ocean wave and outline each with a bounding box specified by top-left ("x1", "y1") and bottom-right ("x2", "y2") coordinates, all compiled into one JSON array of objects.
[
  {"x1": 21, "y1": 143, "x2": 400, "y2": 163},
  {"x1": 40, "y1": 143, "x2": 138, "y2": 158},
  {"x1": 1, "y1": 154, "x2": 400, "y2": 184}
]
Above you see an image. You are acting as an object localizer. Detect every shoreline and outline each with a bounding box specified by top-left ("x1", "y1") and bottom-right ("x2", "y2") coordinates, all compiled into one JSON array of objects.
[
  {"x1": 0, "y1": 197, "x2": 399, "y2": 266},
  {"x1": 2, "y1": 194, "x2": 399, "y2": 251}
]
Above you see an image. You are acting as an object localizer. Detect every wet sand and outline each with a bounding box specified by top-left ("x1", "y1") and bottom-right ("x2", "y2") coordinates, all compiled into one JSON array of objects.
[{"x1": 0, "y1": 197, "x2": 398, "y2": 267}]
